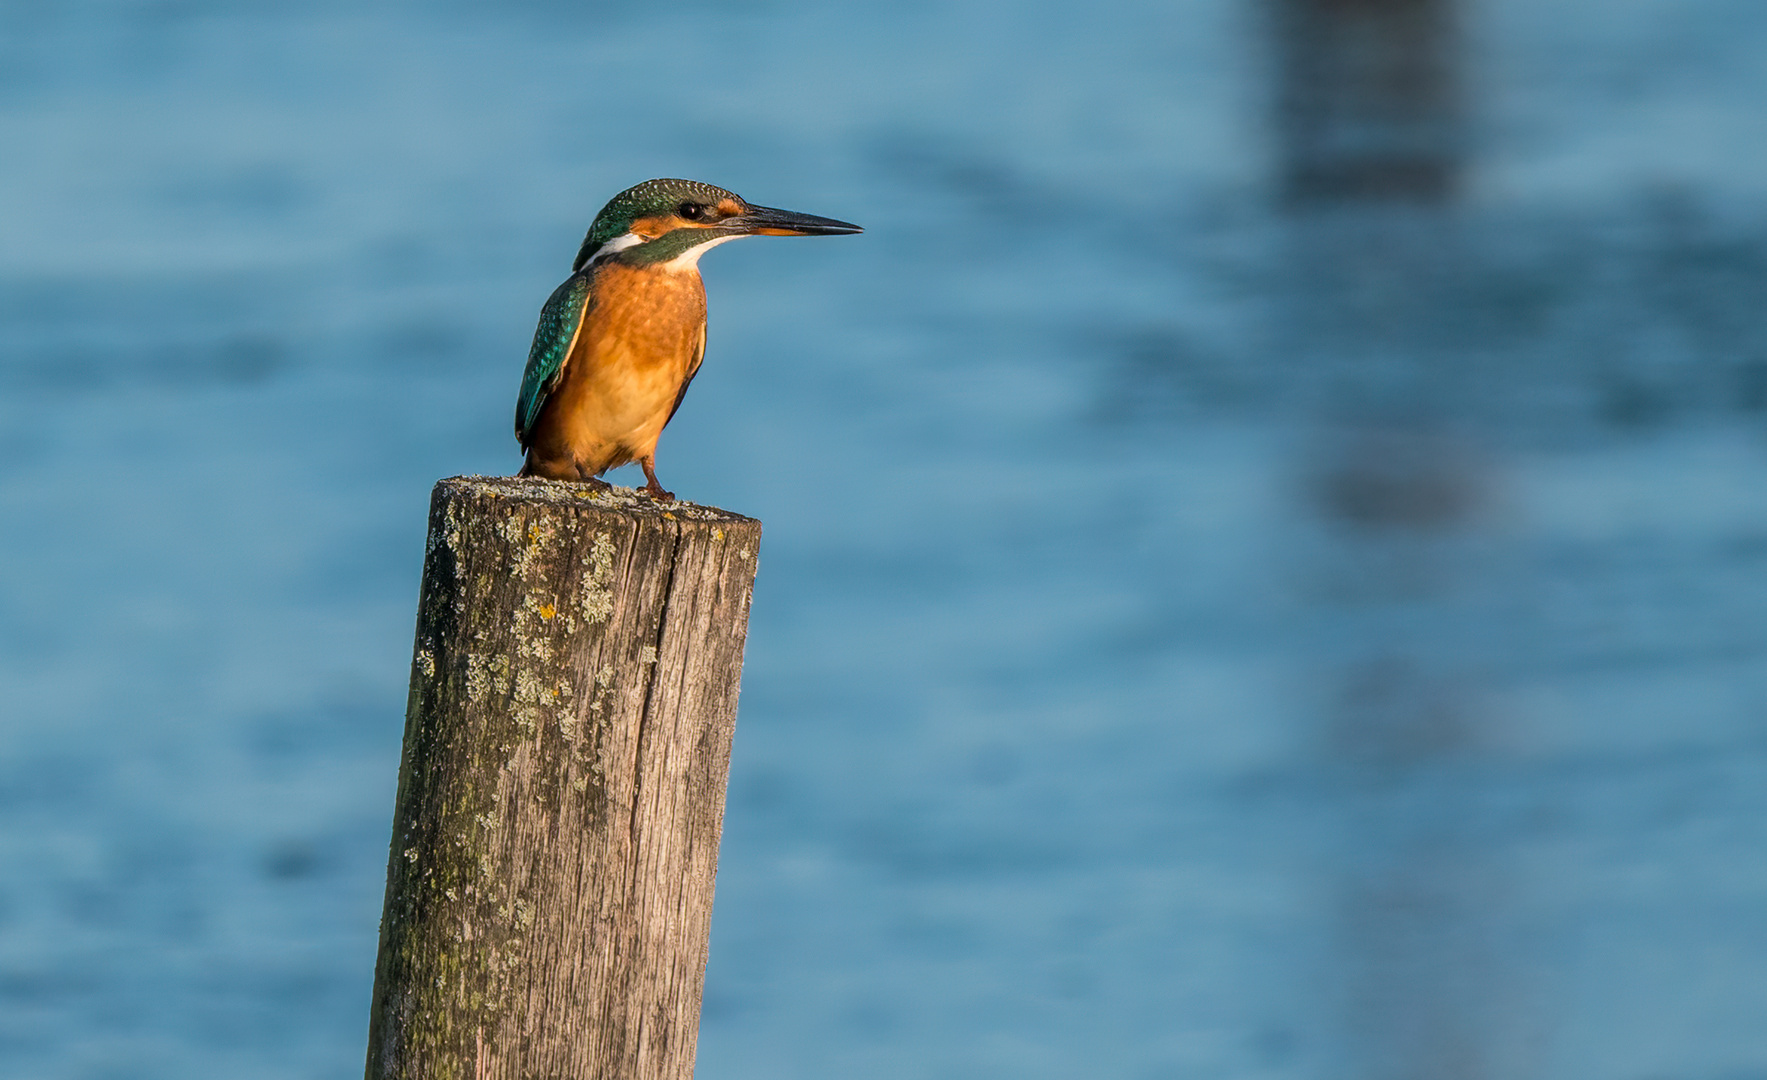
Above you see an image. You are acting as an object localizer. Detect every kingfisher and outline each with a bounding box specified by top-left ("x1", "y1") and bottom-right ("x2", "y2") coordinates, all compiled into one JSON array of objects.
[{"x1": 514, "y1": 178, "x2": 861, "y2": 497}]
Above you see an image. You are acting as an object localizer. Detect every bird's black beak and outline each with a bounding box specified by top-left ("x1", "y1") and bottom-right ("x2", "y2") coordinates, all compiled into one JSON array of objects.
[{"x1": 726, "y1": 204, "x2": 863, "y2": 237}]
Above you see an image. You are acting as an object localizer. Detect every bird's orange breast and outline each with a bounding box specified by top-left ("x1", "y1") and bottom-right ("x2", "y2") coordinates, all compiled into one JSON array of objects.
[{"x1": 540, "y1": 263, "x2": 707, "y2": 474}]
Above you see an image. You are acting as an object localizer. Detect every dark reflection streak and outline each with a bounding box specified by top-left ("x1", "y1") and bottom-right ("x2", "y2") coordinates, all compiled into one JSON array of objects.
[
  {"x1": 1272, "y1": 0, "x2": 1463, "y2": 207},
  {"x1": 1269, "y1": 2, "x2": 1530, "y2": 1078}
]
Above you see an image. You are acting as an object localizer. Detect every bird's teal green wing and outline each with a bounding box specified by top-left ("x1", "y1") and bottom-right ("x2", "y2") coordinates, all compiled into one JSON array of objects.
[{"x1": 515, "y1": 273, "x2": 593, "y2": 447}]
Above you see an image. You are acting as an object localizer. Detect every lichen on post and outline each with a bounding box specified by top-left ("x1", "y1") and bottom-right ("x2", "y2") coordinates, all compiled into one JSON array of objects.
[{"x1": 364, "y1": 476, "x2": 761, "y2": 1080}]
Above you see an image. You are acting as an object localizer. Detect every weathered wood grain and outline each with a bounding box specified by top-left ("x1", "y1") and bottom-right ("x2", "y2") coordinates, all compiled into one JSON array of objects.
[{"x1": 364, "y1": 476, "x2": 762, "y2": 1080}]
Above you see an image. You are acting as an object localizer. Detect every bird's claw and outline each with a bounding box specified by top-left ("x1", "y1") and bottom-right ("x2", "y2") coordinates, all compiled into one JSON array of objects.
[{"x1": 638, "y1": 459, "x2": 674, "y2": 501}]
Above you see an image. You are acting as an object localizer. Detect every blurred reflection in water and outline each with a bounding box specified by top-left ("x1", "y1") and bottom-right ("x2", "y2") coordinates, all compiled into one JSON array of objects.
[
  {"x1": 1301, "y1": 423, "x2": 1523, "y2": 1080},
  {"x1": 1275, "y1": 3, "x2": 1520, "y2": 1076},
  {"x1": 1273, "y1": 0, "x2": 1462, "y2": 205},
  {"x1": 1269, "y1": 0, "x2": 1767, "y2": 1076}
]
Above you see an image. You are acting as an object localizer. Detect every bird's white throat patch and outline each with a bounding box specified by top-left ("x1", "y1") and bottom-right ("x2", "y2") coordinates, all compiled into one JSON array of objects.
[
  {"x1": 586, "y1": 232, "x2": 645, "y2": 265},
  {"x1": 659, "y1": 232, "x2": 744, "y2": 272},
  {"x1": 587, "y1": 230, "x2": 747, "y2": 272}
]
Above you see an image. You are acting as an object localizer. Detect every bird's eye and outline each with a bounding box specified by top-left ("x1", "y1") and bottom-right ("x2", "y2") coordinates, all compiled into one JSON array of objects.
[{"x1": 678, "y1": 203, "x2": 705, "y2": 221}]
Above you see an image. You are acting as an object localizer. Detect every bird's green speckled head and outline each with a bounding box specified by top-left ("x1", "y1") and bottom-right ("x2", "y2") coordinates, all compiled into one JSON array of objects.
[{"x1": 571, "y1": 178, "x2": 861, "y2": 272}]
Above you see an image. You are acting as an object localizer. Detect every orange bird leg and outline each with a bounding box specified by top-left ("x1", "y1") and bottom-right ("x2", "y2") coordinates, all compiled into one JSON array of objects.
[{"x1": 639, "y1": 456, "x2": 674, "y2": 501}]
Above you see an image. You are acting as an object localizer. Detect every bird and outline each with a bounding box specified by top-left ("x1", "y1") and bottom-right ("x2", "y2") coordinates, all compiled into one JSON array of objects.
[{"x1": 514, "y1": 178, "x2": 861, "y2": 497}]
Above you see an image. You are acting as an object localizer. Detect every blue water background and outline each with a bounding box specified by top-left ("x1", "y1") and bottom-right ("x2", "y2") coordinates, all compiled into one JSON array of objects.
[{"x1": 3, "y1": 1, "x2": 1767, "y2": 1077}]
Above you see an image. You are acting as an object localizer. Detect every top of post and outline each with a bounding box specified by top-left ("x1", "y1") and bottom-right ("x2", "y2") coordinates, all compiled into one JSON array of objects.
[{"x1": 435, "y1": 475, "x2": 758, "y2": 525}]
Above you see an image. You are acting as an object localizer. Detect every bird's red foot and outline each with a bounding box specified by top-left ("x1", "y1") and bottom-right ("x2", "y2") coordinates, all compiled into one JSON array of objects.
[
  {"x1": 639, "y1": 458, "x2": 674, "y2": 501},
  {"x1": 571, "y1": 465, "x2": 612, "y2": 491}
]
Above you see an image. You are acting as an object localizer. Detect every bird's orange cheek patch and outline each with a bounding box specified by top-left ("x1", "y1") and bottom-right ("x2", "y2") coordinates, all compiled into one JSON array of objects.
[{"x1": 630, "y1": 216, "x2": 673, "y2": 239}]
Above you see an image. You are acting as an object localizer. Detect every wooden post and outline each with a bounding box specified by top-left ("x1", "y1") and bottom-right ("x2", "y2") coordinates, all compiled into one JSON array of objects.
[{"x1": 364, "y1": 476, "x2": 762, "y2": 1080}]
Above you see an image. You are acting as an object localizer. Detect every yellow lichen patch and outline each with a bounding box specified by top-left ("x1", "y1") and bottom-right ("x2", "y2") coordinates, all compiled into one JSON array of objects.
[
  {"x1": 712, "y1": 527, "x2": 724, "y2": 542},
  {"x1": 441, "y1": 505, "x2": 467, "y2": 577},
  {"x1": 578, "y1": 532, "x2": 617, "y2": 625},
  {"x1": 537, "y1": 603, "x2": 556, "y2": 620},
  {"x1": 501, "y1": 513, "x2": 559, "y2": 580},
  {"x1": 510, "y1": 667, "x2": 571, "y2": 738},
  {"x1": 515, "y1": 632, "x2": 552, "y2": 667},
  {"x1": 585, "y1": 665, "x2": 617, "y2": 722},
  {"x1": 465, "y1": 652, "x2": 511, "y2": 705}
]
